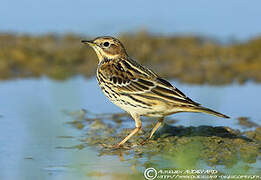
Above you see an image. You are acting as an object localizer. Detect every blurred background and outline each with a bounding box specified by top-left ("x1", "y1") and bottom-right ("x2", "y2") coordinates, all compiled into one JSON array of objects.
[
  {"x1": 1, "y1": 0, "x2": 261, "y2": 180},
  {"x1": 1, "y1": 0, "x2": 261, "y2": 39}
]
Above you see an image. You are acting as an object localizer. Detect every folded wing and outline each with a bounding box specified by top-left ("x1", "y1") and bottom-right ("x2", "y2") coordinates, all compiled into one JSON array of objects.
[{"x1": 98, "y1": 58, "x2": 200, "y2": 107}]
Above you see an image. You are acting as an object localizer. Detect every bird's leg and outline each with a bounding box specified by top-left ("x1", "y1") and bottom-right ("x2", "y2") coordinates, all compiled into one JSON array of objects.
[
  {"x1": 149, "y1": 117, "x2": 164, "y2": 139},
  {"x1": 117, "y1": 113, "x2": 141, "y2": 147}
]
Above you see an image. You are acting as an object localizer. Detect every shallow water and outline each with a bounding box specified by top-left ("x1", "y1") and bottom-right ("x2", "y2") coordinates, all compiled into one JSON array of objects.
[{"x1": 0, "y1": 76, "x2": 260, "y2": 180}]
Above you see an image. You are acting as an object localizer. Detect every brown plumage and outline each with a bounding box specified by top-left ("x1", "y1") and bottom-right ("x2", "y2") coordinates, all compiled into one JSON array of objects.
[{"x1": 82, "y1": 36, "x2": 229, "y2": 147}]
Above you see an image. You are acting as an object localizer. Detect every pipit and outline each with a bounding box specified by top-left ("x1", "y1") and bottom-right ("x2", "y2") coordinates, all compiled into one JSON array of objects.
[{"x1": 82, "y1": 36, "x2": 229, "y2": 147}]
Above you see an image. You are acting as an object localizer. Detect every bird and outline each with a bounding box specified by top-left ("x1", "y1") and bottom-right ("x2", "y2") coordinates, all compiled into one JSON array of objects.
[{"x1": 81, "y1": 36, "x2": 229, "y2": 147}]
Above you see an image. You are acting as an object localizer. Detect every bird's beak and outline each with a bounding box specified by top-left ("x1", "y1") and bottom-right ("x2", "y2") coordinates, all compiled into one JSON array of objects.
[{"x1": 81, "y1": 40, "x2": 96, "y2": 46}]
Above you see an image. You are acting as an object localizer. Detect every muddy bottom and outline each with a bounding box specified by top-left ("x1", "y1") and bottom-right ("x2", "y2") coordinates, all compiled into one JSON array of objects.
[{"x1": 65, "y1": 110, "x2": 261, "y2": 178}]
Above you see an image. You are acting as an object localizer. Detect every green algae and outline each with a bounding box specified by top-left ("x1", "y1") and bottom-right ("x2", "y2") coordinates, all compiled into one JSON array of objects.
[{"x1": 64, "y1": 110, "x2": 261, "y2": 177}]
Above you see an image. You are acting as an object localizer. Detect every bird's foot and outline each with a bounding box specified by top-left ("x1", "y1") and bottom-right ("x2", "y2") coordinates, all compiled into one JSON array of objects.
[{"x1": 140, "y1": 136, "x2": 152, "y2": 146}]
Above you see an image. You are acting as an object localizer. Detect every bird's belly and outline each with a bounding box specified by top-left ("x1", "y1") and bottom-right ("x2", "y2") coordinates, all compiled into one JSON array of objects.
[
  {"x1": 100, "y1": 87, "x2": 171, "y2": 117},
  {"x1": 99, "y1": 86, "x2": 160, "y2": 115}
]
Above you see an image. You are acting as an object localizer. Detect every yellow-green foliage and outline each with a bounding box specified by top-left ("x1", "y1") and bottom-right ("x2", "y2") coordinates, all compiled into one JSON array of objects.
[{"x1": 0, "y1": 32, "x2": 261, "y2": 84}]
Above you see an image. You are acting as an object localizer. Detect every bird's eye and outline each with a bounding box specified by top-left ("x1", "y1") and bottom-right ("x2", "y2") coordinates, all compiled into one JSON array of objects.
[{"x1": 103, "y1": 42, "x2": 110, "y2": 47}]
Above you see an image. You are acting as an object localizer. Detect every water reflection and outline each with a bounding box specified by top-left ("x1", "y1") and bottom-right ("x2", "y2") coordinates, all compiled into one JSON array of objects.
[{"x1": 0, "y1": 76, "x2": 260, "y2": 179}]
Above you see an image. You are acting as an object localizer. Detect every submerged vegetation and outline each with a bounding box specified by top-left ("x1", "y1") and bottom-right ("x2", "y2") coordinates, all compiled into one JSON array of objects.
[
  {"x1": 64, "y1": 109, "x2": 261, "y2": 177},
  {"x1": 1, "y1": 31, "x2": 261, "y2": 84}
]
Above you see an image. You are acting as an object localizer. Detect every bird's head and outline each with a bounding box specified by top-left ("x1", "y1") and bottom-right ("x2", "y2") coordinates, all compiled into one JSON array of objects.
[{"x1": 82, "y1": 36, "x2": 128, "y2": 62}]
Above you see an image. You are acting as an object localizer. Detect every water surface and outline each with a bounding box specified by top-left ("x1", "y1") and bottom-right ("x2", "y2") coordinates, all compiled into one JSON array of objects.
[{"x1": 0, "y1": 77, "x2": 260, "y2": 179}]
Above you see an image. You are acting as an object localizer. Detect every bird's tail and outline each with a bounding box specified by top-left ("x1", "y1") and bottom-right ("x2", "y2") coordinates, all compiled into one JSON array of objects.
[{"x1": 188, "y1": 106, "x2": 230, "y2": 118}]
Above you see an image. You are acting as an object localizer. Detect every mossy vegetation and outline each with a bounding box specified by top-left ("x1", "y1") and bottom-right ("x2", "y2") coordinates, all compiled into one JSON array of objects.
[
  {"x1": 1, "y1": 31, "x2": 261, "y2": 84},
  {"x1": 64, "y1": 109, "x2": 261, "y2": 175}
]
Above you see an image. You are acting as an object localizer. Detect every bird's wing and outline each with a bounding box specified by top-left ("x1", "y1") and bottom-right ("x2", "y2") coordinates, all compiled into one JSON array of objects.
[{"x1": 98, "y1": 58, "x2": 200, "y2": 106}]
